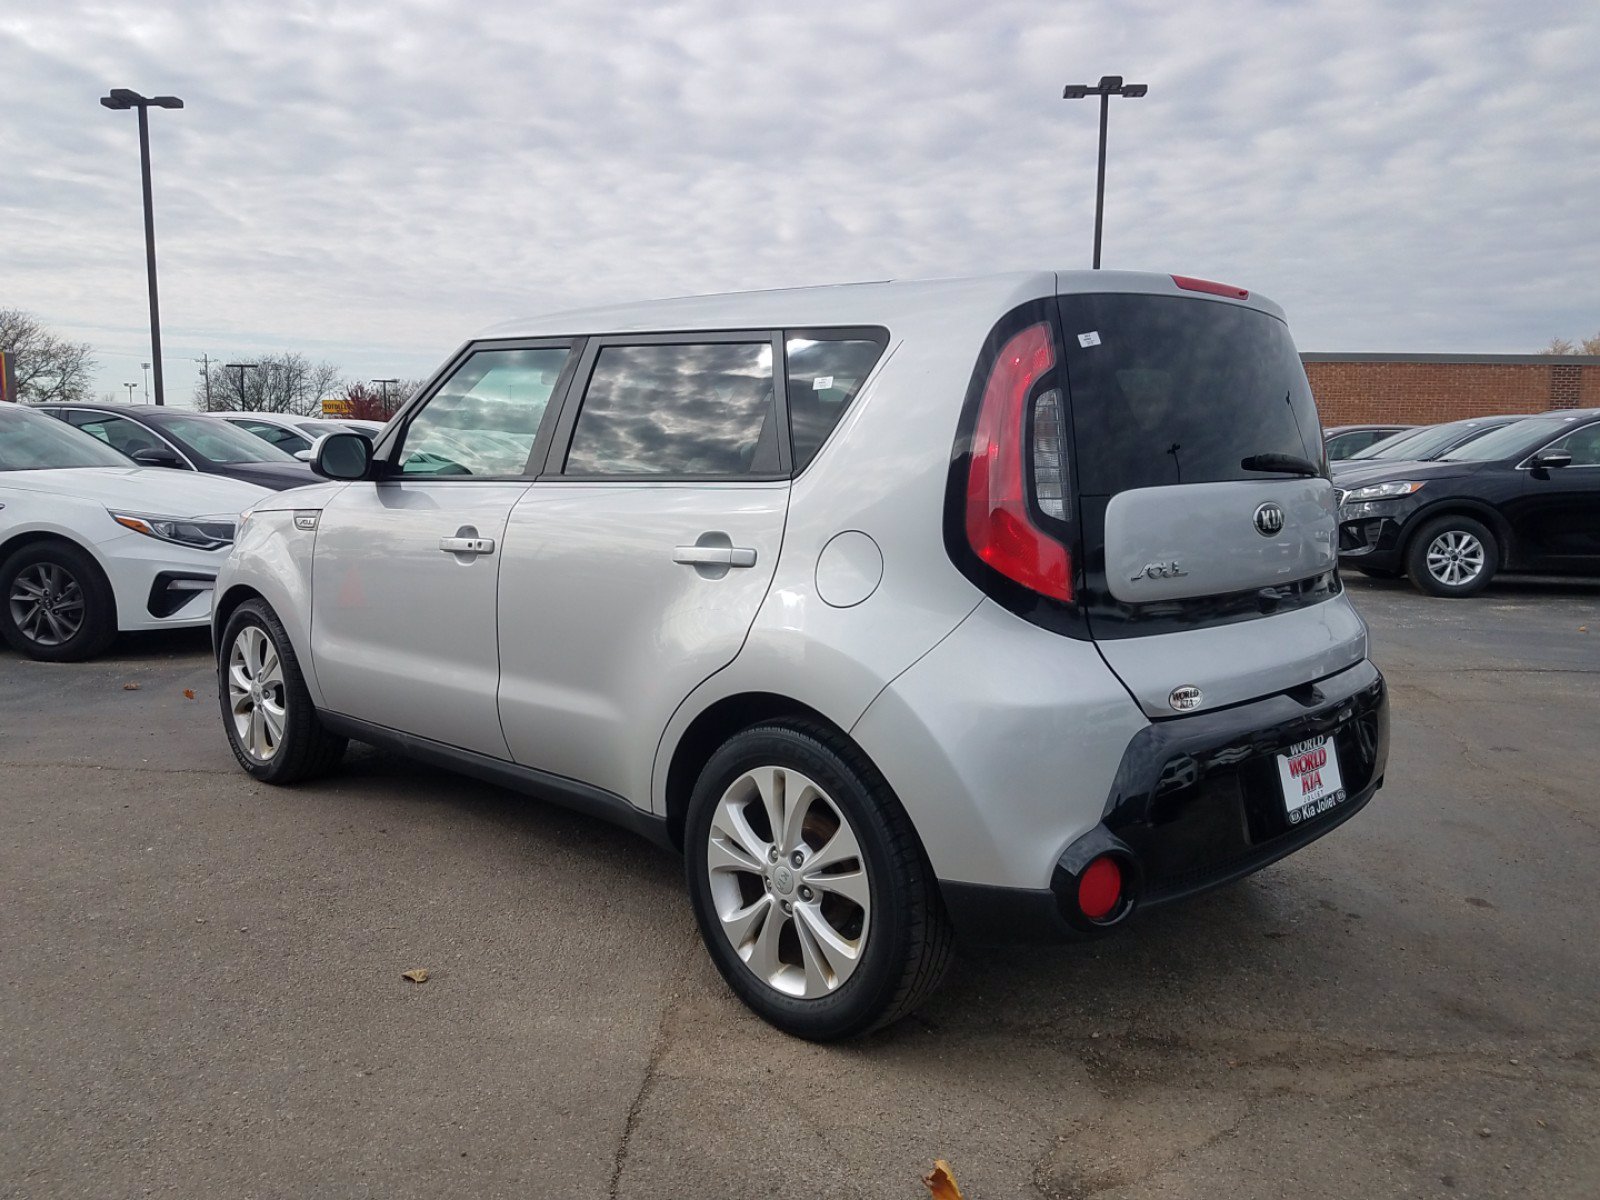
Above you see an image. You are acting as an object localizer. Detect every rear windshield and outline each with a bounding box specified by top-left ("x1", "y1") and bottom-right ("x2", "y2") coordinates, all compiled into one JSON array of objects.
[
  {"x1": 1346, "y1": 427, "x2": 1427, "y2": 459},
  {"x1": 1057, "y1": 294, "x2": 1322, "y2": 496}
]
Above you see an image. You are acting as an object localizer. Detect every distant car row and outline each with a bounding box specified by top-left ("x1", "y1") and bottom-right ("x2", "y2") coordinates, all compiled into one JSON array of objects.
[{"x1": 1327, "y1": 411, "x2": 1600, "y2": 595}]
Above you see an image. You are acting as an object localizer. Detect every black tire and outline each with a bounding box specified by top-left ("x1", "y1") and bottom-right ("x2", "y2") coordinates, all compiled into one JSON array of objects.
[
  {"x1": 1405, "y1": 515, "x2": 1499, "y2": 598},
  {"x1": 684, "y1": 719, "x2": 952, "y2": 1041},
  {"x1": 0, "y1": 539, "x2": 117, "y2": 662},
  {"x1": 1356, "y1": 565, "x2": 1403, "y2": 580},
  {"x1": 217, "y1": 598, "x2": 346, "y2": 783}
]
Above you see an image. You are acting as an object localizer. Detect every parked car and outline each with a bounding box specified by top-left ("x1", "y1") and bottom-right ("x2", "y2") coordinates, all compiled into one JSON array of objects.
[
  {"x1": 213, "y1": 271, "x2": 1389, "y2": 1038},
  {"x1": 1331, "y1": 414, "x2": 1524, "y2": 478},
  {"x1": 211, "y1": 411, "x2": 379, "y2": 458},
  {"x1": 1336, "y1": 409, "x2": 1600, "y2": 595},
  {"x1": 1323, "y1": 424, "x2": 1412, "y2": 460},
  {"x1": 31, "y1": 403, "x2": 316, "y2": 491},
  {"x1": 0, "y1": 405, "x2": 266, "y2": 661}
]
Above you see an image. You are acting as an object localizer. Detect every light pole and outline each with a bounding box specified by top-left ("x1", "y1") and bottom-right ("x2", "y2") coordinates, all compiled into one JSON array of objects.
[
  {"x1": 100, "y1": 88, "x2": 184, "y2": 405},
  {"x1": 141, "y1": 362, "x2": 150, "y2": 402},
  {"x1": 124, "y1": 383, "x2": 137, "y2": 401},
  {"x1": 225, "y1": 362, "x2": 261, "y2": 409},
  {"x1": 1062, "y1": 75, "x2": 1147, "y2": 269},
  {"x1": 372, "y1": 377, "x2": 398, "y2": 415}
]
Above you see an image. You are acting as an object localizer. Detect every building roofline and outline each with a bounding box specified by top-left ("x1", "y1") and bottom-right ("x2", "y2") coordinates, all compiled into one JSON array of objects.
[{"x1": 1301, "y1": 352, "x2": 1600, "y2": 366}]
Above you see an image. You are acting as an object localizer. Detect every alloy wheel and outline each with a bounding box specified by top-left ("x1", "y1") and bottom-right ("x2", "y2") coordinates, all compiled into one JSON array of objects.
[
  {"x1": 1424, "y1": 530, "x2": 1486, "y2": 588},
  {"x1": 227, "y1": 625, "x2": 287, "y2": 763},
  {"x1": 705, "y1": 766, "x2": 872, "y2": 999},
  {"x1": 8, "y1": 563, "x2": 85, "y2": 647}
]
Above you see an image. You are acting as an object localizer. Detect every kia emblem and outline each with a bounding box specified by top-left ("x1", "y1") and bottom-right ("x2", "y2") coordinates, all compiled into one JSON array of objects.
[{"x1": 1253, "y1": 502, "x2": 1285, "y2": 537}]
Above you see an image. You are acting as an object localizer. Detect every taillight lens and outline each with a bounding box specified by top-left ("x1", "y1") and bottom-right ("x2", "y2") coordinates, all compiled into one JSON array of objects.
[{"x1": 964, "y1": 323, "x2": 1072, "y2": 601}]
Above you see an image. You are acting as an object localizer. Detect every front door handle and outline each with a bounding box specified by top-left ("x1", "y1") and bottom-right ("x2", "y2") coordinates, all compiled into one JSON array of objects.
[
  {"x1": 440, "y1": 535, "x2": 496, "y2": 556},
  {"x1": 673, "y1": 545, "x2": 757, "y2": 568}
]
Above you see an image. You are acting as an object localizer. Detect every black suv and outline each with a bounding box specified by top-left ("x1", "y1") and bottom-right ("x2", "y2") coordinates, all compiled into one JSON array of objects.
[{"x1": 1336, "y1": 409, "x2": 1600, "y2": 596}]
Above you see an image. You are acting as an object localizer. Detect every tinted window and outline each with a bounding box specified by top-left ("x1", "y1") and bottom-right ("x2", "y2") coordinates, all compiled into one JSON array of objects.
[
  {"x1": 65, "y1": 412, "x2": 169, "y2": 458},
  {"x1": 398, "y1": 347, "x2": 570, "y2": 477},
  {"x1": 1363, "y1": 419, "x2": 1507, "y2": 462},
  {"x1": 1058, "y1": 295, "x2": 1323, "y2": 496},
  {"x1": 1347, "y1": 427, "x2": 1427, "y2": 460},
  {"x1": 0, "y1": 407, "x2": 131, "y2": 470},
  {"x1": 1545, "y1": 422, "x2": 1600, "y2": 466},
  {"x1": 233, "y1": 421, "x2": 309, "y2": 452},
  {"x1": 785, "y1": 334, "x2": 885, "y2": 471},
  {"x1": 1441, "y1": 417, "x2": 1580, "y2": 462},
  {"x1": 565, "y1": 342, "x2": 776, "y2": 477}
]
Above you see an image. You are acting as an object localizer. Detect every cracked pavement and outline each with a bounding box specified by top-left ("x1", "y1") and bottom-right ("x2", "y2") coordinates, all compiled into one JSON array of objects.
[{"x1": 3, "y1": 576, "x2": 1598, "y2": 1198}]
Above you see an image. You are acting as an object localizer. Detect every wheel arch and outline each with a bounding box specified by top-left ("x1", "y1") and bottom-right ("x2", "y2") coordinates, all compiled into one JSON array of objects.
[
  {"x1": 1402, "y1": 499, "x2": 1514, "y2": 567},
  {"x1": 0, "y1": 529, "x2": 119, "y2": 627},
  {"x1": 662, "y1": 692, "x2": 869, "y2": 852}
]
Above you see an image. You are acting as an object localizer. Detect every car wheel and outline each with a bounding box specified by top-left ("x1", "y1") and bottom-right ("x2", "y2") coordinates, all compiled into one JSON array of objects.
[
  {"x1": 1406, "y1": 515, "x2": 1498, "y2": 598},
  {"x1": 218, "y1": 598, "x2": 346, "y2": 782},
  {"x1": 0, "y1": 540, "x2": 117, "y2": 662},
  {"x1": 684, "y1": 720, "x2": 952, "y2": 1040}
]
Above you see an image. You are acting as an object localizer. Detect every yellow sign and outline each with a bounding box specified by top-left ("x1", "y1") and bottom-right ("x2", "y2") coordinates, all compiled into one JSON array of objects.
[{"x1": 320, "y1": 397, "x2": 353, "y2": 416}]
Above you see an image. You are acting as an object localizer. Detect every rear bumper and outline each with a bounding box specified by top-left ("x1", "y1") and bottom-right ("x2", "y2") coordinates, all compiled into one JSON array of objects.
[{"x1": 941, "y1": 658, "x2": 1389, "y2": 943}]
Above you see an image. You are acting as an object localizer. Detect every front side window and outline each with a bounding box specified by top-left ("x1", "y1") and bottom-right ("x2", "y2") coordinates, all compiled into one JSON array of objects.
[
  {"x1": 564, "y1": 342, "x2": 777, "y2": 477},
  {"x1": 65, "y1": 412, "x2": 170, "y2": 459},
  {"x1": 398, "y1": 347, "x2": 570, "y2": 477},
  {"x1": 1544, "y1": 422, "x2": 1600, "y2": 466},
  {"x1": 785, "y1": 333, "x2": 886, "y2": 471}
]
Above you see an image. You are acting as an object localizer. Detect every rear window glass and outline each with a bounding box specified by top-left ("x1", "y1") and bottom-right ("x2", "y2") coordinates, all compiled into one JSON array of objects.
[
  {"x1": 1057, "y1": 294, "x2": 1323, "y2": 496},
  {"x1": 564, "y1": 342, "x2": 777, "y2": 477},
  {"x1": 785, "y1": 333, "x2": 886, "y2": 471}
]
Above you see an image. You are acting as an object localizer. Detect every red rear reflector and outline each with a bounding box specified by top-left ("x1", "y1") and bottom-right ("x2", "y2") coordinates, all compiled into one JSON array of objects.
[
  {"x1": 1171, "y1": 274, "x2": 1249, "y2": 300},
  {"x1": 965, "y1": 323, "x2": 1072, "y2": 602},
  {"x1": 1078, "y1": 856, "x2": 1122, "y2": 920}
]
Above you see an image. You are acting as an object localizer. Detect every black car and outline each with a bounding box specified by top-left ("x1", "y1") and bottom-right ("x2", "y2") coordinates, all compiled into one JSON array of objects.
[
  {"x1": 31, "y1": 404, "x2": 316, "y2": 491},
  {"x1": 1323, "y1": 423, "x2": 1413, "y2": 460},
  {"x1": 1336, "y1": 409, "x2": 1600, "y2": 596}
]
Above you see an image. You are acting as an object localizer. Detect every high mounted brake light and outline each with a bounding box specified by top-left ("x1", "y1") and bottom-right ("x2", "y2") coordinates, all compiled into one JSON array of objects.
[
  {"x1": 964, "y1": 322, "x2": 1072, "y2": 602},
  {"x1": 1171, "y1": 274, "x2": 1249, "y2": 299}
]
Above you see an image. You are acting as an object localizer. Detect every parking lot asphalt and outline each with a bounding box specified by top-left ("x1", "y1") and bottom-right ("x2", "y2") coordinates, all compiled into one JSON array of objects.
[{"x1": 3, "y1": 577, "x2": 1598, "y2": 1199}]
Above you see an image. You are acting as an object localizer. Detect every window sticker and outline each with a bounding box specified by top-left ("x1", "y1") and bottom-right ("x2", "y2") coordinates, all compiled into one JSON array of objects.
[
  {"x1": 812, "y1": 375, "x2": 835, "y2": 390},
  {"x1": 1077, "y1": 331, "x2": 1102, "y2": 348}
]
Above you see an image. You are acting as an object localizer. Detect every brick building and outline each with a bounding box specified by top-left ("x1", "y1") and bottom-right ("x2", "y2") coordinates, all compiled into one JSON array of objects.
[{"x1": 1301, "y1": 353, "x2": 1600, "y2": 427}]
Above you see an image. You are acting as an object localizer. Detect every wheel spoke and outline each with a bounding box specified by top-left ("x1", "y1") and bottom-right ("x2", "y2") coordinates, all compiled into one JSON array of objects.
[
  {"x1": 749, "y1": 766, "x2": 788, "y2": 852},
  {"x1": 710, "y1": 799, "x2": 770, "y2": 867},
  {"x1": 745, "y1": 901, "x2": 787, "y2": 981},
  {"x1": 803, "y1": 865, "x2": 870, "y2": 908},
  {"x1": 804, "y1": 819, "x2": 863, "y2": 875},
  {"x1": 719, "y1": 894, "x2": 772, "y2": 949},
  {"x1": 706, "y1": 831, "x2": 763, "y2": 876},
  {"x1": 793, "y1": 911, "x2": 834, "y2": 996},
  {"x1": 258, "y1": 646, "x2": 283, "y2": 688},
  {"x1": 228, "y1": 663, "x2": 253, "y2": 695},
  {"x1": 794, "y1": 901, "x2": 861, "y2": 988},
  {"x1": 261, "y1": 698, "x2": 286, "y2": 742}
]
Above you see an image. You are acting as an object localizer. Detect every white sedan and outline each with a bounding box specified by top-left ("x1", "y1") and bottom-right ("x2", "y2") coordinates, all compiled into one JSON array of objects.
[
  {"x1": 211, "y1": 411, "x2": 384, "y2": 458},
  {"x1": 0, "y1": 405, "x2": 269, "y2": 661}
]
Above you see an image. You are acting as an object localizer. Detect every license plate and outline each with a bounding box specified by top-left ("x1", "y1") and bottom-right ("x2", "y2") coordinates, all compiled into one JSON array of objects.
[{"x1": 1276, "y1": 735, "x2": 1347, "y2": 825}]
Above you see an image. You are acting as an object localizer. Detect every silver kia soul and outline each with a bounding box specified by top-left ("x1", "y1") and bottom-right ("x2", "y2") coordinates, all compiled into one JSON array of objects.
[{"x1": 214, "y1": 270, "x2": 1389, "y2": 1039}]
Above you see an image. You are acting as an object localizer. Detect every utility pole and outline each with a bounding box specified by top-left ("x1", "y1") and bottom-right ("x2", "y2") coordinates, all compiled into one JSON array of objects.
[
  {"x1": 225, "y1": 362, "x2": 260, "y2": 409},
  {"x1": 1062, "y1": 75, "x2": 1148, "y2": 269},
  {"x1": 100, "y1": 88, "x2": 183, "y2": 404},
  {"x1": 194, "y1": 354, "x2": 214, "y2": 410}
]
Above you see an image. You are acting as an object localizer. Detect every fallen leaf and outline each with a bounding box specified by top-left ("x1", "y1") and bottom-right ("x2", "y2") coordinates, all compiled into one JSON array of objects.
[
  {"x1": 923, "y1": 1160, "x2": 964, "y2": 1200},
  {"x1": 402, "y1": 968, "x2": 430, "y2": 984},
  {"x1": 1580, "y1": 626, "x2": 1589, "y2": 633},
  {"x1": 182, "y1": 689, "x2": 196, "y2": 700},
  {"x1": 122, "y1": 682, "x2": 141, "y2": 691}
]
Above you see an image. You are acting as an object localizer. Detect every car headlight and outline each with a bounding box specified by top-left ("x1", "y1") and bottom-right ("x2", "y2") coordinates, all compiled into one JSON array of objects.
[
  {"x1": 109, "y1": 511, "x2": 236, "y2": 551},
  {"x1": 1340, "y1": 480, "x2": 1425, "y2": 503}
]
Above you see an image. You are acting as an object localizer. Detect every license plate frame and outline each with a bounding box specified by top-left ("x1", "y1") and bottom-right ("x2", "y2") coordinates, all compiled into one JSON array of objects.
[{"x1": 1276, "y1": 735, "x2": 1347, "y2": 826}]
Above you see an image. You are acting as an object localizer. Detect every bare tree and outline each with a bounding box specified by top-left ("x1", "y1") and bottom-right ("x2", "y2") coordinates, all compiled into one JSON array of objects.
[
  {"x1": 1542, "y1": 333, "x2": 1600, "y2": 355},
  {"x1": 196, "y1": 353, "x2": 343, "y2": 415},
  {"x1": 0, "y1": 308, "x2": 97, "y2": 402},
  {"x1": 328, "y1": 378, "x2": 424, "y2": 421},
  {"x1": 1583, "y1": 334, "x2": 1600, "y2": 356}
]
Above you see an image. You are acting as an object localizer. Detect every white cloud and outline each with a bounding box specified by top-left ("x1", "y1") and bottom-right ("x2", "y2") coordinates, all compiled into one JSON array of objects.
[{"x1": 2, "y1": 0, "x2": 1597, "y2": 406}]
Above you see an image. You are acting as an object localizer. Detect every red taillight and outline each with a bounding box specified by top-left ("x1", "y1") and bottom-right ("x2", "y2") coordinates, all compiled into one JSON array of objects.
[
  {"x1": 1171, "y1": 274, "x2": 1249, "y2": 300},
  {"x1": 1078, "y1": 856, "x2": 1122, "y2": 920},
  {"x1": 964, "y1": 323, "x2": 1072, "y2": 602}
]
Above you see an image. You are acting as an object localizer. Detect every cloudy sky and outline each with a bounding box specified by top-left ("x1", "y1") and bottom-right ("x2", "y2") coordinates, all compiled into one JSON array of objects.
[{"x1": 3, "y1": 0, "x2": 1597, "y2": 407}]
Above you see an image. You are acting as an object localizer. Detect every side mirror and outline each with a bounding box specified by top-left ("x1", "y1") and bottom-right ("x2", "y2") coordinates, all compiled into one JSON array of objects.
[
  {"x1": 131, "y1": 446, "x2": 183, "y2": 468},
  {"x1": 1531, "y1": 450, "x2": 1573, "y2": 471},
  {"x1": 312, "y1": 431, "x2": 373, "y2": 480}
]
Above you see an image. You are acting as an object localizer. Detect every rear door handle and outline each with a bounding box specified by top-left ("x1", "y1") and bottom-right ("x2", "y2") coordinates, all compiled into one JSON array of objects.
[
  {"x1": 440, "y1": 536, "x2": 496, "y2": 556},
  {"x1": 673, "y1": 546, "x2": 757, "y2": 568}
]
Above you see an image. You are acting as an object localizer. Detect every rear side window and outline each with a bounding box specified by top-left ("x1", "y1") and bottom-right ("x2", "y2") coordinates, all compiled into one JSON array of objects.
[
  {"x1": 1057, "y1": 294, "x2": 1323, "y2": 496},
  {"x1": 564, "y1": 342, "x2": 777, "y2": 477},
  {"x1": 784, "y1": 332, "x2": 887, "y2": 471}
]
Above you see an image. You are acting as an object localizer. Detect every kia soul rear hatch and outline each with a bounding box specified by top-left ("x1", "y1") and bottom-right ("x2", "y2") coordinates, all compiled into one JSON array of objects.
[{"x1": 1057, "y1": 287, "x2": 1363, "y2": 716}]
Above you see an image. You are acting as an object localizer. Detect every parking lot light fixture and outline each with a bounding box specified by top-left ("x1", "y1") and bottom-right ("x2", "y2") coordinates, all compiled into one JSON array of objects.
[
  {"x1": 1061, "y1": 74, "x2": 1148, "y2": 269},
  {"x1": 372, "y1": 377, "x2": 399, "y2": 413},
  {"x1": 225, "y1": 362, "x2": 261, "y2": 409},
  {"x1": 100, "y1": 88, "x2": 184, "y2": 405}
]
